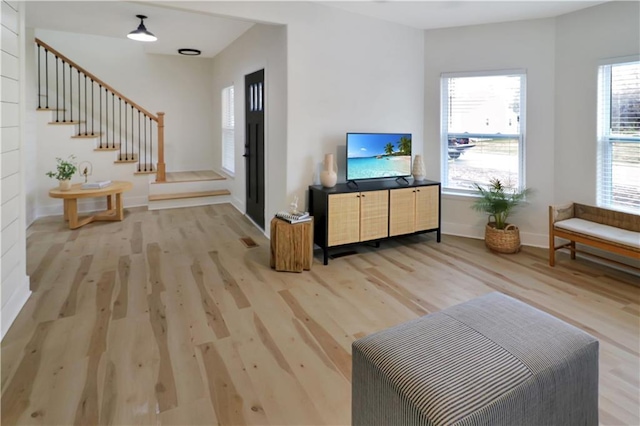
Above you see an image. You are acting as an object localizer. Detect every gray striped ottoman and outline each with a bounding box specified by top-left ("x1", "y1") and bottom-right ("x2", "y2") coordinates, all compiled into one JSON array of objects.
[{"x1": 352, "y1": 292, "x2": 599, "y2": 425}]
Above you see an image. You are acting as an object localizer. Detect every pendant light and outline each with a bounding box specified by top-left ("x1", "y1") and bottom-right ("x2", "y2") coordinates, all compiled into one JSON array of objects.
[{"x1": 127, "y1": 15, "x2": 157, "y2": 42}]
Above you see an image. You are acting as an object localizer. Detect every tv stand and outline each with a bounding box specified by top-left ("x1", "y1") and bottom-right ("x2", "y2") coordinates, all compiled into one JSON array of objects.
[
  {"x1": 396, "y1": 176, "x2": 409, "y2": 185},
  {"x1": 346, "y1": 180, "x2": 359, "y2": 189},
  {"x1": 309, "y1": 179, "x2": 441, "y2": 265}
]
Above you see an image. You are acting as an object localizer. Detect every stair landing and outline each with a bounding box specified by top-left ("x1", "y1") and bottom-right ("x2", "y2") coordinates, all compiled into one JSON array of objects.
[{"x1": 157, "y1": 170, "x2": 226, "y2": 184}]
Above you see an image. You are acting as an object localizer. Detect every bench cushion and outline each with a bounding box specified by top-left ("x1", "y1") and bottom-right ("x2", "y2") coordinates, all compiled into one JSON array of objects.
[{"x1": 555, "y1": 218, "x2": 640, "y2": 249}]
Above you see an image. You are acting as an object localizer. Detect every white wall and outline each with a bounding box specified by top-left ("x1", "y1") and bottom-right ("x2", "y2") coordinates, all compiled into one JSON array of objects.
[
  {"x1": 424, "y1": 18, "x2": 557, "y2": 246},
  {"x1": 1, "y1": 0, "x2": 30, "y2": 339},
  {"x1": 210, "y1": 23, "x2": 287, "y2": 223},
  {"x1": 163, "y1": 1, "x2": 425, "y2": 224},
  {"x1": 555, "y1": 1, "x2": 640, "y2": 205}
]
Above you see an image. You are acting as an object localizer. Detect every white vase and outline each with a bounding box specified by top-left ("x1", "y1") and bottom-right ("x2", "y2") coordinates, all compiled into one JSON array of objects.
[
  {"x1": 412, "y1": 154, "x2": 425, "y2": 181},
  {"x1": 59, "y1": 179, "x2": 72, "y2": 190},
  {"x1": 320, "y1": 153, "x2": 337, "y2": 188}
]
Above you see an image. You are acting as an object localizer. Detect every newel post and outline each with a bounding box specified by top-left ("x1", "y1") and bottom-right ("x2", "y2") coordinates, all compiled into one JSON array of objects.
[{"x1": 156, "y1": 112, "x2": 166, "y2": 182}]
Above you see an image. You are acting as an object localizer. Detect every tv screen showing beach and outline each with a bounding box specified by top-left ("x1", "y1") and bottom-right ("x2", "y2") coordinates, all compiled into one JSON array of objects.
[{"x1": 346, "y1": 133, "x2": 412, "y2": 180}]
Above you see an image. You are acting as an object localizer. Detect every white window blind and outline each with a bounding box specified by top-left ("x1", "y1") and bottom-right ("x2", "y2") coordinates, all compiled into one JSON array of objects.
[
  {"x1": 441, "y1": 71, "x2": 526, "y2": 193},
  {"x1": 222, "y1": 85, "x2": 235, "y2": 175},
  {"x1": 597, "y1": 60, "x2": 640, "y2": 212}
]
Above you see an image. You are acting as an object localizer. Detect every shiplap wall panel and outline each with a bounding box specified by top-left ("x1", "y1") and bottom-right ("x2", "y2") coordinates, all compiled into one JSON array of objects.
[
  {"x1": 1, "y1": 264, "x2": 23, "y2": 307},
  {"x1": 2, "y1": 194, "x2": 18, "y2": 229},
  {"x1": 1, "y1": 1, "x2": 17, "y2": 33},
  {"x1": 1, "y1": 237, "x2": 20, "y2": 280},
  {"x1": 1, "y1": 76, "x2": 19, "y2": 102},
  {"x1": 1, "y1": 219, "x2": 18, "y2": 256},
  {"x1": 1, "y1": 127, "x2": 19, "y2": 152},
  {"x1": 1, "y1": 149, "x2": 18, "y2": 178},
  {"x1": 1, "y1": 51, "x2": 18, "y2": 79},
  {"x1": 1, "y1": 0, "x2": 29, "y2": 340},
  {"x1": 1, "y1": 171, "x2": 18, "y2": 204},
  {"x1": 1, "y1": 101, "x2": 18, "y2": 126},
  {"x1": 1, "y1": 25, "x2": 18, "y2": 55}
]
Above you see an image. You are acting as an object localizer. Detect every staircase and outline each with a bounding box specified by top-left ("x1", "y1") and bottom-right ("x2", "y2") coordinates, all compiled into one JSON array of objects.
[{"x1": 36, "y1": 38, "x2": 230, "y2": 211}]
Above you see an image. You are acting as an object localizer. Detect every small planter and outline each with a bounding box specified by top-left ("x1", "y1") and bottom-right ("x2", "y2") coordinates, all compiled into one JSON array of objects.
[
  {"x1": 59, "y1": 179, "x2": 72, "y2": 191},
  {"x1": 485, "y1": 222, "x2": 521, "y2": 253}
]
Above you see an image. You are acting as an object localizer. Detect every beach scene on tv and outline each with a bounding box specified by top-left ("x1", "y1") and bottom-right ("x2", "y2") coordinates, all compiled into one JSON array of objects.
[{"x1": 347, "y1": 133, "x2": 412, "y2": 180}]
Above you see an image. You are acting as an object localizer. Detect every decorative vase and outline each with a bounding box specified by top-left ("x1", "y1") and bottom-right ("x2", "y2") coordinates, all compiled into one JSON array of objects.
[
  {"x1": 59, "y1": 179, "x2": 72, "y2": 191},
  {"x1": 320, "y1": 153, "x2": 337, "y2": 188},
  {"x1": 412, "y1": 154, "x2": 425, "y2": 181}
]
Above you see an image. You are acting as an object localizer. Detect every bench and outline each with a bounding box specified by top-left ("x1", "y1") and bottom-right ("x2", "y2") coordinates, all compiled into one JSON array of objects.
[{"x1": 549, "y1": 203, "x2": 640, "y2": 268}]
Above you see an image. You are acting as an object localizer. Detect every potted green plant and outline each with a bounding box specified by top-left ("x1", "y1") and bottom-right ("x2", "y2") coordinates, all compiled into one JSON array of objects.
[
  {"x1": 46, "y1": 155, "x2": 77, "y2": 190},
  {"x1": 471, "y1": 178, "x2": 532, "y2": 253}
]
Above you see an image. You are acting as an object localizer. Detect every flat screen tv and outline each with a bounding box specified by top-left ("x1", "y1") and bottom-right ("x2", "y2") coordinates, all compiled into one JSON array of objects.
[{"x1": 346, "y1": 133, "x2": 412, "y2": 181}]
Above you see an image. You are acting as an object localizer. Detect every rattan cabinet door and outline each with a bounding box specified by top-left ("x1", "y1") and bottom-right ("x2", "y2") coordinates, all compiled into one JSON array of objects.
[
  {"x1": 415, "y1": 186, "x2": 439, "y2": 231},
  {"x1": 389, "y1": 188, "x2": 416, "y2": 236},
  {"x1": 328, "y1": 193, "x2": 360, "y2": 246},
  {"x1": 360, "y1": 190, "x2": 389, "y2": 241}
]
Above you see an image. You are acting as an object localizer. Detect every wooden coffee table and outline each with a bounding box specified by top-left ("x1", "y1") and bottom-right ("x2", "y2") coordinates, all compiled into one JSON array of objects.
[{"x1": 49, "y1": 181, "x2": 133, "y2": 229}]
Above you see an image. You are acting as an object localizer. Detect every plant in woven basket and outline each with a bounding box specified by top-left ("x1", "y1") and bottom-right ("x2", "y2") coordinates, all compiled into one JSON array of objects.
[{"x1": 471, "y1": 178, "x2": 532, "y2": 229}]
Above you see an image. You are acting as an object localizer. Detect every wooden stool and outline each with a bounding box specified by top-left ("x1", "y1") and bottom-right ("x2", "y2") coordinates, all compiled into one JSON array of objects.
[{"x1": 270, "y1": 217, "x2": 313, "y2": 272}]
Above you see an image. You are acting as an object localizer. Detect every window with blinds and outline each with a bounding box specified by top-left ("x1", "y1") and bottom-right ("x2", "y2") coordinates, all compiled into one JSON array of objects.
[
  {"x1": 441, "y1": 71, "x2": 526, "y2": 193},
  {"x1": 222, "y1": 85, "x2": 235, "y2": 175},
  {"x1": 597, "y1": 60, "x2": 640, "y2": 212}
]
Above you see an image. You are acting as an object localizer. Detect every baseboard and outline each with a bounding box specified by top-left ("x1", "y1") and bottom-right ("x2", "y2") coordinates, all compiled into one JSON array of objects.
[
  {"x1": 442, "y1": 222, "x2": 548, "y2": 248},
  {"x1": 1, "y1": 274, "x2": 31, "y2": 340}
]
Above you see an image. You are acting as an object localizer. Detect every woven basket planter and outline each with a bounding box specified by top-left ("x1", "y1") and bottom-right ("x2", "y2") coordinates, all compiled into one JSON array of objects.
[{"x1": 485, "y1": 222, "x2": 521, "y2": 253}]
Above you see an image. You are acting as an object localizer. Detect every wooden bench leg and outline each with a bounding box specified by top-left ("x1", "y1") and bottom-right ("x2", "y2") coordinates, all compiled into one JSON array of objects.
[{"x1": 570, "y1": 241, "x2": 576, "y2": 260}]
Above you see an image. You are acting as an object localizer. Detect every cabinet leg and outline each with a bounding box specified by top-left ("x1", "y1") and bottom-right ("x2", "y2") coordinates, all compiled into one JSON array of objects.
[
  {"x1": 375, "y1": 241, "x2": 380, "y2": 248},
  {"x1": 437, "y1": 229, "x2": 441, "y2": 243},
  {"x1": 323, "y1": 249, "x2": 329, "y2": 265}
]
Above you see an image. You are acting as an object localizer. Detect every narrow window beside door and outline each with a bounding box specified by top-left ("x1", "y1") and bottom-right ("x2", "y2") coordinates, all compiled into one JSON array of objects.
[{"x1": 222, "y1": 85, "x2": 235, "y2": 175}]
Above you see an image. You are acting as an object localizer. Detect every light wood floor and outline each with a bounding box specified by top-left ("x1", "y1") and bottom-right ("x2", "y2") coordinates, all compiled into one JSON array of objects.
[{"x1": 2, "y1": 203, "x2": 638, "y2": 425}]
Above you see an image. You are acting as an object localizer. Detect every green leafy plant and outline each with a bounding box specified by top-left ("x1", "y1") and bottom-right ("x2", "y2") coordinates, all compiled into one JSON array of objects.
[
  {"x1": 46, "y1": 155, "x2": 77, "y2": 181},
  {"x1": 471, "y1": 178, "x2": 532, "y2": 229}
]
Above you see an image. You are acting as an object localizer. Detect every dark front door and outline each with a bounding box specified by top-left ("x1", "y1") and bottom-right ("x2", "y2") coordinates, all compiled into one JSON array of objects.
[{"x1": 244, "y1": 69, "x2": 265, "y2": 229}]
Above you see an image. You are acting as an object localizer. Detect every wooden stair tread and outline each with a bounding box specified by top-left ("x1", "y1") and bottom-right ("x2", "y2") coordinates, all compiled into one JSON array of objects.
[
  {"x1": 149, "y1": 190, "x2": 230, "y2": 202},
  {"x1": 48, "y1": 120, "x2": 84, "y2": 125},
  {"x1": 156, "y1": 170, "x2": 226, "y2": 184},
  {"x1": 115, "y1": 156, "x2": 138, "y2": 163},
  {"x1": 37, "y1": 107, "x2": 66, "y2": 111},
  {"x1": 72, "y1": 133, "x2": 102, "y2": 139},
  {"x1": 95, "y1": 145, "x2": 120, "y2": 152}
]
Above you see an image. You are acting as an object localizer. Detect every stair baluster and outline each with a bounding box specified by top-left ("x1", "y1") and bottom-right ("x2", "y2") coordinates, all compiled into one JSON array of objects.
[
  {"x1": 118, "y1": 98, "x2": 122, "y2": 152},
  {"x1": 138, "y1": 110, "x2": 141, "y2": 171},
  {"x1": 37, "y1": 45, "x2": 41, "y2": 108},
  {"x1": 45, "y1": 49, "x2": 49, "y2": 109},
  {"x1": 91, "y1": 80, "x2": 94, "y2": 135},
  {"x1": 55, "y1": 55, "x2": 59, "y2": 121},
  {"x1": 62, "y1": 60, "x2": 66, "y2": 122},
  {"x1": 69, "y1": 64, "x2": 73, "y2": 122},
  {"x1": 76, "y1": 68, "x2": 80, "y2": 135}
]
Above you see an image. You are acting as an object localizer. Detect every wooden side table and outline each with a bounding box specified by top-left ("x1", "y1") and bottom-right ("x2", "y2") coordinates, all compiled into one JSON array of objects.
[
  {"x1": 270, "y1": 217, "x2": 314, "y2": 272},
  {"x1": 48, "y1": 181, "x2": 133, "y2": 229}
]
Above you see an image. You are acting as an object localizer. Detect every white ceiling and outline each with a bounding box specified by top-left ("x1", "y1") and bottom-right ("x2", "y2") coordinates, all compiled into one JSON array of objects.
[
  {"x1": 26, "y1": 1, "x2": 256, "y2": 58},
  {"x1": 26, "y1": 1, "x2": 606, "y2": 58},
  {"x1": 322, "y1": 1, "x2": 607, "y2": 30}
]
